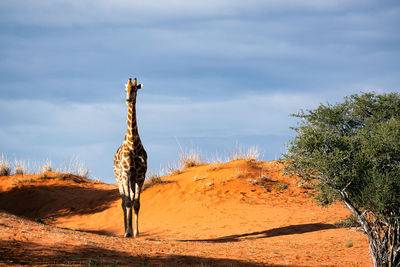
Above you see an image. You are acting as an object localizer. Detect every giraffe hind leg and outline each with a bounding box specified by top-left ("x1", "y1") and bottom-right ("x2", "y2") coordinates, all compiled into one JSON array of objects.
[{"x1": 133, "y1": 182, "x2": 142, "y2": 238}]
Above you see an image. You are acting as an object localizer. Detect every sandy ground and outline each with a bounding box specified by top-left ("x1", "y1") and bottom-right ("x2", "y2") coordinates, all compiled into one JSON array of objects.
[{"x1": 0, "y1": 160, "x2": 371, "y2": 266}]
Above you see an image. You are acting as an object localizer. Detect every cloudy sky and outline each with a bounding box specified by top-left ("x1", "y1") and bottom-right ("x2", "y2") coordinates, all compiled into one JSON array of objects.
[{"x1": 1, "y1": 0, "x2": 399, "y2": 183}]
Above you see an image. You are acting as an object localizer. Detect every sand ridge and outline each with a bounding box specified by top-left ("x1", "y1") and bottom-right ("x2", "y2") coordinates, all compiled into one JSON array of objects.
[{"x1": 0, "y1": 160, "x2": 370, "y2": 266}]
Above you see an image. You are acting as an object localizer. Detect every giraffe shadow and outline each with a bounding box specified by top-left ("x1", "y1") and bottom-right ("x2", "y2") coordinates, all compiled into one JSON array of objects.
[
  {"x1": 0, "y1": 239, "x2": 296, "y2": 266},
  {"x1": 72, "y1": 229, "x2": 152, "y2": 238},
  {"x1": 178, "y1": 223, "x2": 337, "y2": 243}
]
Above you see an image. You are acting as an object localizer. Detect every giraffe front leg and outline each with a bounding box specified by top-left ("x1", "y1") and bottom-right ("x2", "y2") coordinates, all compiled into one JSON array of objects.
[
  {"x1": 133, "y1": 182, "x2": 141, "y2": 238},
  {"x1": 117, "y1": 177, "x2": 131, "y2": 237},
  {"x1": 119, "y1": 175, "x2": 133, "y2": 238},
  {"x1": 123, "y1": 197, "x2": 133, "y2": 237},
  {"x1": 124, "y1": 196, "x2": 133, "y2": 238}
]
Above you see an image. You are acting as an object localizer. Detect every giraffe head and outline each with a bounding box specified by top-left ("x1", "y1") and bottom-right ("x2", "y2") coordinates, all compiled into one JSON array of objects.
[{"x1": 125, "y1": 78, "x2": 143, "y2": 105}]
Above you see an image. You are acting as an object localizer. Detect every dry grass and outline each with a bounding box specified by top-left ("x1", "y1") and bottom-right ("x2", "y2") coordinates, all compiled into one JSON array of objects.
[
  {"x1": 345, "y1": 240, "x2": 354, "y2": 248},
  {"x1": 193, "y1": 174, "x2": 207, "y2": 182},
  {"x1": 0, "y1": 155, "x2": 91, "y2": 180},
  {"x1": 0, "y1": 155, "x2": 11, "y2": 176},
  {"x1": 235, "y1": 168, "x2": 250, "y2": 179},
  {"x1": 149, "y1": 143, "x2": 262, "y2": 180},
  {"x1": 165, "y1": 162, "x2": 182, "y2": 176},
  {"x1": 10, "y1": 177, "x2": 36, "y2": 186},
  {"x1": 229, "y1": 144, "x2": 261, "y2": 161},
  {"x1": 14, "y1": 160, "x2": 27, "y2": 175},
  {"x1": 179, "y1": 148, "x2": 205, "y2": 169},
  {"x1": 143, "y1": 171, "x2": 169, "y2": 191},
  {"x1": 274, "y1": 183, "x2": 289, "y2": 191},
  {"x1": 61, "y1": 156, "x2": 90, "y2": 178},
  {"x1": 40, "y1": 158, "x2": 53, "y2": 173},
  {"x1": 206, "y1": 164, "x2": 223, "y2": 171}
]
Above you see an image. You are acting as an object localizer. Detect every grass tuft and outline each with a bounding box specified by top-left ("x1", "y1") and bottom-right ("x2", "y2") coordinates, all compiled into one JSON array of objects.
[
  {"x1": 0, "y1": 155, "x2": 11, "y2": 176},
  {"x1": 41, "y1": 158, "x2": 53, "y2": 173},
  {"x1": 14, "y1": 160, "x2": 27, "y2": 175},
  {"x1": 345, "y1": 240, "x2": 354, "y2": 248},
  {"x1": 207, "y1": 164, "x2": 222, "y2": 171},
  {"x1": 229, "y1": 144, "x2": 261, "y2": 161},
  {"x1": 274, "y1": 183, "x2": 289, "y2": 191},
  {"x1": 235, "y1": 168, "x2": 249, "y2": 179},
  {"x1": 260, "y1": 176, "x2": 271, "y2": 182},
  {"x1": 143, "y1": 171, "x2": 168, "y2": 191},
  {"x1": 10, "y1": 177, "x2": 35, "y2": 185},
  {"x1": 63, "y1": 156, "x2": 90, "y2": 178},
  {"x1": 179, "y1": 148, "x2": 204, "y2": 169},
  {"x1": 165, "y1": 162, "x2": 182, "y2": 176}
]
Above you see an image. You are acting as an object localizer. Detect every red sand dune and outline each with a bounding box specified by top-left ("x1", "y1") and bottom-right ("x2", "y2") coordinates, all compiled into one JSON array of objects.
[{"x1": 0, "y1": 160, "x2": 370, "y2": 266}]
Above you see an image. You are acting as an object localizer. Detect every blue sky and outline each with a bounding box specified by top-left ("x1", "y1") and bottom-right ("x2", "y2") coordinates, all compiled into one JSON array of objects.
[{"x1": 1, "y1": 0, "x2": 399, "y2": 183}]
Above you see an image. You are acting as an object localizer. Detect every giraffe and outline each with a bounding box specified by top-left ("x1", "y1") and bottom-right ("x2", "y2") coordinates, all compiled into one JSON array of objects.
[{"x1": 113, "y1": 77, "x2": 147, "y2": 238}]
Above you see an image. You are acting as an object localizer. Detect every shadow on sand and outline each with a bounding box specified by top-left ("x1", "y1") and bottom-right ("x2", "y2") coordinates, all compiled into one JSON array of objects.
[
  {"x1": 0, "y1": 239, "x2": 303, "y2": 267},
  {"x1": 0, "y1": 184, "x2": 120, "y2": 220},
  {"x1": 178, "y1": 223, "x2": 337, "y2": 243}
]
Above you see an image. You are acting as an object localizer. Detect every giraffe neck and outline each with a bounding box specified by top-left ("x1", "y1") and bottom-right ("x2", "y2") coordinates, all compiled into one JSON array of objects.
[{"x1": 124, "y1": 101, "x2": 141, "y2": 149}]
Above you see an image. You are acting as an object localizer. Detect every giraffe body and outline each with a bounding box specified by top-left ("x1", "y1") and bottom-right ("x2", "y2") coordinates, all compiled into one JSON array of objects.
[{"x1": 113, "y1": 77, "x2": 147, "y2": 238}]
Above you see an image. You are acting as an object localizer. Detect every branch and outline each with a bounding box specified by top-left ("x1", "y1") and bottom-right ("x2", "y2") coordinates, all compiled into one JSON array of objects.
[
  {"x1": 341, "y1": 180, "x2": 352, "y2": 193},
  {"x1": 361, "y1": 209, "x2": 370, "y2": 218},
  {"x1": 337, "y1": 187, "x2": 380, "y2": 255},
  {"x1": 321, "y1": 180, "x2": 341, "y2": 191}
]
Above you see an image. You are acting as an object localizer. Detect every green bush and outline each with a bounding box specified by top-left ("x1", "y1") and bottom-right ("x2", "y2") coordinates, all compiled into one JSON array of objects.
[{"x1": 284, "y1": 92, "x2": 400, "y2": 267}]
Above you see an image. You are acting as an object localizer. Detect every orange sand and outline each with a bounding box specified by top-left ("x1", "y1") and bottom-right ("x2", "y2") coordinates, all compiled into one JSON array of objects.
[{"x1": 0, "y1": 160, "x2": 371, "y2": 266}]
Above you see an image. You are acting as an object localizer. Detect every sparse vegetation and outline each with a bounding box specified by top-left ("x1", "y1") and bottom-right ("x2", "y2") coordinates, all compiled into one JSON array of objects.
[
  {"x1": 275, "y1": 183, "x2": 288, "y2": 191},
  {"x1": 0, "y1": 155, "x2": 92, "y2": 182},
  {"x1": 10, "y1": 177, "x2": 35, "y2": 186},
  {"x1": 193, "y1": 175, "x2": 206, "y2": 182},
  {"x1": 14, "y1": 160, "x2": 27, "y2": 175},
  {"x1": 229, "y1": 144, "x2": 260, "y2": 161},
  {"x1": 207, "y1": 164, "x2": 222, "y2": 171},
  {"x1": 143, "y1": 171, "x2": 168, "y2": 191},
  {"x1": 64, "y1": 156, "x2": 90, "y2": 178},
  {"x1": 206, "y1": 182, "x2": 214, "y2": 187},
  {"x1": 0, "y1": 155, "x2": 11, "y2": 176},
  {"x1": 151, "y1": 144, "x2": 262, "y2": 180},
  {"x1": 41, "y1": 158, "x2": 53, "y2": 173},
  {"x1": 247, "y1": 179, "x2": 261, "y2": 186},
  {"x1": 179, "y1": 149, "x2": 204, "y2": 169},
  {"x1": 345, "y1": 240, "x2": 354, "y2": 248},
  {"x1": 260, "y1": 176, "x2": 271, "y2": 183},
  {"x1": 165, "y1": 161, "x2": 182, "y2": 176},
  {"x1": 235, "y1": 168, "x2": 249, "y2": 178},
  {"x1": 297, "y1": 180, "x2": 314, "y2": 190}
]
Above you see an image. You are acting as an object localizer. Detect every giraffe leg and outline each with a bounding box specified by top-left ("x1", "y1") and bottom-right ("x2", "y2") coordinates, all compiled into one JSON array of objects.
[
  {"x1": 117, "y1": 175, "x2": 131, "y2": 237},
  {"x1": 133, "y1": 182, "x2": 141, "y2": 238},
  {"x1": 124, "y1": 196, "x2": 133, "y2": 237},
  {"x1": 121, "y1": 198, "x2": 128, "y2": 235},
  {"x1": 119, "y1": 174, "x2": 133, "y2": 238}
]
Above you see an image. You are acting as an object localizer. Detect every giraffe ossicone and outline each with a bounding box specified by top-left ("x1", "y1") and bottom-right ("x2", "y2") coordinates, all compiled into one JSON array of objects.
[{"x1": 113, "y1": 77, "x2": 147, "y2": 238}]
